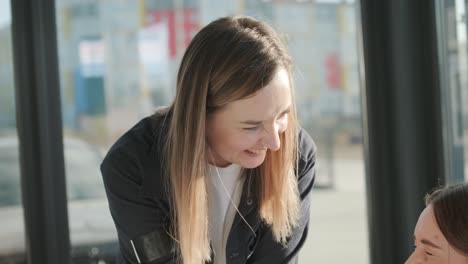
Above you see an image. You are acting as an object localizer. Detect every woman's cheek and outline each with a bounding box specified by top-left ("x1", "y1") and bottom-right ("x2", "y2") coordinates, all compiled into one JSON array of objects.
[{"x1": 237, "y1": 133, "x2": 262, "y2": 148}]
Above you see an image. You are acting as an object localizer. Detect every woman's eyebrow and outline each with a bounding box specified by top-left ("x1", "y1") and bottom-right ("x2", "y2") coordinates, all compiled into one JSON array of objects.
[
  {"x1": 239, "y1": 105, "x2": 291, "y2": 125},
  {"x1": 240, "y1": 120, "x2": 263, "y2": 125},
  {"x1": 421, "y1": 238, "x2": 442, "y2": 250}
]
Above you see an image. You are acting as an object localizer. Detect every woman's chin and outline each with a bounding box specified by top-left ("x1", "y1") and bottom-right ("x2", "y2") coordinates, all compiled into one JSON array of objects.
[{"x1": 239, "y1": 150, "x2": 266, "y2": 168}]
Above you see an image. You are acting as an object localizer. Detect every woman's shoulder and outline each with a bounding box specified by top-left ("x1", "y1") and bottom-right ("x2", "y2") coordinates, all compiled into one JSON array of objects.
[
  {"x1": 297, "y1": 126, "x2": 317, "y2": 163},
  {"x1": 100, "y1": 109, "x2": 171, "y2": 199},
  {"x1": 296, "y1": 126, "x2": 317, "y2": 193},
  {"x1": 105, "y1": 111, "x2": 169, "y2": 160}
]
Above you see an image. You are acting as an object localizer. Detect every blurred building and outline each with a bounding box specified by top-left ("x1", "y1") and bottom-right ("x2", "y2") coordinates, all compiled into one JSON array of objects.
[
  {"x1": 0, "y1": 24, "x2": 15, "y2": 129},
  {"x1": 52, "y1": 0, "x2": 363, "y2": 145}
]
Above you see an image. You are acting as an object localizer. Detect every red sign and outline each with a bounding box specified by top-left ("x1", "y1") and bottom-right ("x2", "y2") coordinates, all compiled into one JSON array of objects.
[
  {"x1": 325, "y1": 53, "x2": 341, "y2": 89},
  {"x1": 146, "y1": 8, "x2": 199, "y2": 59}
]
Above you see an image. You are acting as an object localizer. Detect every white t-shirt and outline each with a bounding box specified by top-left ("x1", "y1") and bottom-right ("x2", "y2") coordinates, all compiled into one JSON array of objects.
[{"x1": 207, "y1": 163, "x2": 244, "y2": 264}]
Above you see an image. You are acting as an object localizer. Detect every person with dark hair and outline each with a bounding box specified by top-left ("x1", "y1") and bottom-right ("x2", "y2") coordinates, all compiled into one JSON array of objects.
[
  {"x1": 101, "y1": 16, "x2": 316, "y2": 264},
  {"x1": 405, "y1": 183, "x2": 468, "y2": 264}
]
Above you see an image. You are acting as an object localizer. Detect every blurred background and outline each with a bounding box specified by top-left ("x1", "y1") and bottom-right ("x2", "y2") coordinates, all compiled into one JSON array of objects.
[{"x1": 1, "y1": 0, "x2": 467, "y2": 263}]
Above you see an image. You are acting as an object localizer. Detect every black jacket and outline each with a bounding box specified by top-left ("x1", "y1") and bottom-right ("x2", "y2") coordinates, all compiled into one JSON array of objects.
[{"x1": 100, "y1": 113, "x2": 316, "y2": 264}]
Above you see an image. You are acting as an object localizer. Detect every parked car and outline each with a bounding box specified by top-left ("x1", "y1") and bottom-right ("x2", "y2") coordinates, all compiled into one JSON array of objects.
[{"x1": 0, "y1": 135, "x2": 118, "y2": 263}]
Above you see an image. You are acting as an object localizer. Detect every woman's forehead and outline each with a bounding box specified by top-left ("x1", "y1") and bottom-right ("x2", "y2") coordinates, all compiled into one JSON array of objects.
[
  {"x1": 225, "y1": 69, "x2": 292, "y2": 118},
  {"x1": 415, "y1": 205, "x2": 448, "y2": 248}
]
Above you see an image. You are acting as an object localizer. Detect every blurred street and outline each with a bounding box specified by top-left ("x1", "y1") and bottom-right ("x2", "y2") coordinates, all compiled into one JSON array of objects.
[{"x1": 300, "y1": 144, "x2": 369, "y2": 264}]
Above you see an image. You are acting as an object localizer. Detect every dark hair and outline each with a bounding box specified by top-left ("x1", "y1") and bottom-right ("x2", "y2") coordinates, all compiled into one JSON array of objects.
[{"x1": 425, "y1": 183, "x2": 468, "y2": 255}]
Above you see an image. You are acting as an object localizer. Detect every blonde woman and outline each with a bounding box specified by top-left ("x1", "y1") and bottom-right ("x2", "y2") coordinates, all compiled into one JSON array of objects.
[{"x1": 101, "y1": 16, "x2": 316, "y2": 264}]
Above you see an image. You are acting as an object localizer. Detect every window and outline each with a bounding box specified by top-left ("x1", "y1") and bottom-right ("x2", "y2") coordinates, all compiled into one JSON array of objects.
[
  {"x1": 55, "y1": 0, "x2": 368, "y2": 262},
  {"x1": 0, "y1": 1, "x2": 26, "y2": 262},
  {"x1": 436, "y1": 0, "x2": 468, "y2": 183}
]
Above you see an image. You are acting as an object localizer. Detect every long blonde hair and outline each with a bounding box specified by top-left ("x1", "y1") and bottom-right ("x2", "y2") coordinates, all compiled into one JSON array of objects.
[{"x1": 164, "y1": 16, "x2": 300, "y2": 264}]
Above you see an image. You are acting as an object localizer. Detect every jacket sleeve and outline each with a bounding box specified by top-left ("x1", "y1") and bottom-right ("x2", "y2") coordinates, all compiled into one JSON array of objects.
[
  {"x1": 247, "y1": 130, "x2": 316, "y2": 264},
  {"x1": 101, "y1": 146, "x2": 176, "y2": 264}
]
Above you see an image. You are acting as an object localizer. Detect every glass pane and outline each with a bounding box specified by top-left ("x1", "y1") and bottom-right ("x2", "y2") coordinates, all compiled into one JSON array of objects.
[
  {"x1": 0, "y1": 1, "x2": 27, "y2": 263},
  {"x1": 55, "y1": 0, "x2": 368, "y2": 263},
  {"x1": 436, "y1": 0, "x2": 468, "y2": 183},
  {"x1": 291, "y1": 2, "x2": 368, "y2": 263},
  {"x1": 55, "y1": 2, "x2": 120, "y2": 261}
]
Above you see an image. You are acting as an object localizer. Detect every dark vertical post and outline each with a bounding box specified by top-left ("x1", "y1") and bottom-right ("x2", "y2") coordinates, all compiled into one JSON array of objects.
[
  {"x1": 359, "y1": 1, "x2": 445, "y2": 263},
  {"x1": 10, "y1": 0, "x2": 70, "y2": 263}
]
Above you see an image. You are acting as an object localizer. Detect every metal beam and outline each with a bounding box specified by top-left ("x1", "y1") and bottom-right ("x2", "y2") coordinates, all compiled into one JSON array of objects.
[
  {"x1": 358, "y1": 1, "x2": 445, "y2": 263},
  {"x1": 10, "y1": 0, "x2": 70, "y2": 263}
]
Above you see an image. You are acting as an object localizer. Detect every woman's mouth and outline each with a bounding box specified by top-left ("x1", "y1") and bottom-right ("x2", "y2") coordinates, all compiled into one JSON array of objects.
[{"x1": 245, "y1": 148, "x2": 267, "y2": 155}]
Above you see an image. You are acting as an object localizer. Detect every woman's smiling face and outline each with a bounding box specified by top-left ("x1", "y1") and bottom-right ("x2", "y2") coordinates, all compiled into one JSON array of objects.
[
  {"x1": 205, "y1": 68, "x2": 292, "y2": 168},
  {"x1": 405, "y1": 204, "x2": 468, "y2": 264}
]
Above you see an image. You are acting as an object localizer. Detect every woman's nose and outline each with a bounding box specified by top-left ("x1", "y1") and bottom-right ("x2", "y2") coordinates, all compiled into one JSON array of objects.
[
  {"x1": 404, "y1": 251, "x2": 422, "y2": 264},
  {"x1": 263, "y1": 125, "x2": 281, "y2": 151}
]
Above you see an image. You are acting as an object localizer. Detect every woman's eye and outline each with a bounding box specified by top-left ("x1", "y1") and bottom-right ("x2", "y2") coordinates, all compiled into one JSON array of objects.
[
  {"x1": 278, "y1": 112, "x2": 289, "y2": 119},
  {"x1": 425, "y1": 251, "x2": 433, "y2": 256},
  {"x1": 244, "y1": 126, "x2": 261, "y2": 131}
]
